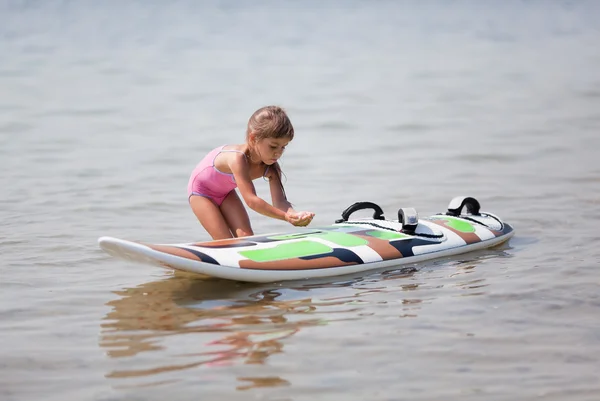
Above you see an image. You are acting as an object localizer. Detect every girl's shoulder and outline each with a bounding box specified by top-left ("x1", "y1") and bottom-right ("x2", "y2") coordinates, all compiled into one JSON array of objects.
[
  {"x1": 220, "y1": 144, "x2": 247, "y2": 153},
  {"x1": 215, "y1": 144, "x2": 248, "y2": 170},
  {"x1": 220, "y1": 144, "x2": 248, "y2": 165}
]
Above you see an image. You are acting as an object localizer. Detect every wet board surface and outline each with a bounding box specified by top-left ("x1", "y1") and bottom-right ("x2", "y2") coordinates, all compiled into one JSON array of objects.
[{"x1": 98, "y1": 209, "x2": 515, "y2": 283}]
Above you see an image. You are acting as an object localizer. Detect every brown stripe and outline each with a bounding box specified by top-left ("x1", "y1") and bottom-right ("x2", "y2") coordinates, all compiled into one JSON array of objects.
[
  {"x1": 492, "y1": 228, "x2": 506, "y2": 238},
  {"x1": 428, "y1": 220, "x2": 481, "y2": 244},
  {"x1": 191, "y1": 238, "x2": 250, "y2": 247},
  {"x1": 147, "y1": 244, "x2": 202, "y2": 261},
  {"x1": 354, "y1": 234, "x2": 404, "y2": 260},
  {"x1": 239, "y1": 256, "x2": 358, "y2": 270}
]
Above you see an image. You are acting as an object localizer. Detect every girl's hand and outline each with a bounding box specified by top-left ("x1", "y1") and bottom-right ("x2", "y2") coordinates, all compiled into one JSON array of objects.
[{"x1": 285, "y1": 211, "x2": 315, "y2": 227}]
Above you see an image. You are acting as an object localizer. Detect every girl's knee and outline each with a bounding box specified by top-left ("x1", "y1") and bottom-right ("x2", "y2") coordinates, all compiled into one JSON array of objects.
[{"x1": 234, "y1": 228, "x2": 253, "y2": 238}]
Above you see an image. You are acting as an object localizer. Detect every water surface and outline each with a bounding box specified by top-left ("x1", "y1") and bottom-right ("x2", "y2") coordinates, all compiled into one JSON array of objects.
[{"x1": 1, "y1": 1, "x2": 600, "y2": 400}]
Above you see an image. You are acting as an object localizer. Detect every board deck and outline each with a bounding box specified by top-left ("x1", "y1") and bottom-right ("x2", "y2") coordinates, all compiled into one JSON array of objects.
[{"x1": 98, "y1": 203, "x2": 515, "y2": 282}]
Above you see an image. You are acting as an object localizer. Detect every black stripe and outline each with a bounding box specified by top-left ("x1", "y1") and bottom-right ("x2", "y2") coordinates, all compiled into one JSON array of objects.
[
  {"x1": 501, "y1": 222, "x2": 514, "y2": 235},
  {"x1": 388, "y1": 238, "x2": 438, "y2": 257},
  {"x1": 337, "y1": 221, "x2": 443, "y2": 239},
  {"x1": 194, "y1": 242, "x2": 256, "y2": 249},
  {"x1": 176, "y1": 247, "x2": 220, "y2": 265},
  {"x1": 300, "y1": 248, "x2": 364, "y2": 264},
  {"x1": 251, "y1": 231, "x2": 325, "y2": 243}
]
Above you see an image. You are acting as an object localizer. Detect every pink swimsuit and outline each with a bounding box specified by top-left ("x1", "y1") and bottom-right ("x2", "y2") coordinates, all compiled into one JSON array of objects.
[{"x1": 187, "y1": 145, "x2": 269, "y2": 206}]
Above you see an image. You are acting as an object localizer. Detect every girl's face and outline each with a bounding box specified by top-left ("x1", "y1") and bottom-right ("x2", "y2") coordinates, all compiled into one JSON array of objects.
[{"x1": 253, "y1": 136, "x2": 290, "y2": 165}]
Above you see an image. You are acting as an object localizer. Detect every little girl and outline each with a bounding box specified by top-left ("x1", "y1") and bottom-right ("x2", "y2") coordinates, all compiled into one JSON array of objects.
[{"x1": 187, "y1": 106, "x2": 315, "y2": 240}]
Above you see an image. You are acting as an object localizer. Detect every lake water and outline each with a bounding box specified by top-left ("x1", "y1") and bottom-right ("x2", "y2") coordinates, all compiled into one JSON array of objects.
[{"x1": 1, "y1": 1, "x2": 600, "y2": 400}]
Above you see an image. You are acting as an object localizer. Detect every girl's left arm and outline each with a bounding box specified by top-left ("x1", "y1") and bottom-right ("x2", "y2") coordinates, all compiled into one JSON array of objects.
[
  {"x1": 267, "y1": 164, "x2": 314, "y2": 226},
  {"x1": 267, "y1": 165, "x2": 294, "y2": 213}
]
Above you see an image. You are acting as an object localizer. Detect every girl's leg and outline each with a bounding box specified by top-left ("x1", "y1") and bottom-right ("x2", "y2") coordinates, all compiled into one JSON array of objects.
[
  {"x1": 220, "y1": 190, "x2": 253, "y2": 237},
  {"x1": 189, "y1": 195, "x2": 233, "y2": 240}
]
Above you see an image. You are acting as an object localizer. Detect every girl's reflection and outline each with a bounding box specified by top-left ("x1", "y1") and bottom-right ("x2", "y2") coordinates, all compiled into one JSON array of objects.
[
  {"x1": 101, "y1": 276, "x2": 324, "y2": 363},
  {"x1": 99, "y1": 263, "x2": 443, "y2": 385}
]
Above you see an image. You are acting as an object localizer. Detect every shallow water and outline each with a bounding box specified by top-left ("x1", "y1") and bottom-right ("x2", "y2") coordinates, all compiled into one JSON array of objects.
[{"x1": 1, "y1": 1, "x2": 600, "y2": 400}]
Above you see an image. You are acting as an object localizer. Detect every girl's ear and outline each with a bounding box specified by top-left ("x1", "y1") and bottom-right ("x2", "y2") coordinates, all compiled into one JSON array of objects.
[{"x1": 248, "y1": 132, "x2": 257, "y2": 144}]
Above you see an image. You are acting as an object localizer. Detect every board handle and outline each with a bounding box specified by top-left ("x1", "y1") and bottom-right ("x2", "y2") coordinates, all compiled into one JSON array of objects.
[
  {"x1": 335, "y1": 201, "x2": 385, "y2": 223},
  {"x1": 446, "y1": 196, "x2": 481, "y2": 216}
]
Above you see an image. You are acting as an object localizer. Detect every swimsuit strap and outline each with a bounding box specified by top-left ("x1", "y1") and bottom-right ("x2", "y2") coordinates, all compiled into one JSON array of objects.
[
  {"x1": 210, "y1": 145, "x2": 247, "y2": 178},
  {"x1": 212, "y1": 145, "x2": 247, "y2": 166},
  {"x1": 218, "y1": 145, "x2": 270, "y2": 178},
  {"x1": 219, "y1": 145, "x2": 246, "y2": 156}
]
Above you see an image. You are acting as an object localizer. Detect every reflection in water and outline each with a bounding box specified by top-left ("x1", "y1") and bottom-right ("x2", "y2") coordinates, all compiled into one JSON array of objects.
[
  {"x1": 99, "y1": 245, "x2": 511, "y2": 389},
  {"x1": 236, "y1": 376, "x2": 290, "y2": 391},
  {"x1": 100, "y1": 277, "x2": 325, "y2": 383},
  {"x1": 99, "y1": 266, "x2": 421, "y2": 387},
  {"x1": 448, "y1": 246, "x2": 514, "y2": 296}
]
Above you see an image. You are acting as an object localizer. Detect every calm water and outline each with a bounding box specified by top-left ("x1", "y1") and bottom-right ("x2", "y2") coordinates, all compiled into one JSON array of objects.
[{"x1": 1, "y1": 1, "x2": 600, "y2": 400}]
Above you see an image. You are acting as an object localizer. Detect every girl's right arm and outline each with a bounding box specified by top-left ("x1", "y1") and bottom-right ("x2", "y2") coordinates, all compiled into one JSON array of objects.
[{"x1": 229, "y1": 154, "x2": 301, "y2": 223}]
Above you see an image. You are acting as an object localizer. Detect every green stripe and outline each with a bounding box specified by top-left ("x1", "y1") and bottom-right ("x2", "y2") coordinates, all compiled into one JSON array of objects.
[
  {"x1": 269, "y1": 231, "x2": 367, "y2": 247},
  {"x1": 365, "y1": 230, "x2": 408, "y2": 240},
  {"x1": 240, "y1": 241, "x2": 332, "y2": 262},
  {"x1": 430, "y1": 216, "x2": 475, "y2": 233}
]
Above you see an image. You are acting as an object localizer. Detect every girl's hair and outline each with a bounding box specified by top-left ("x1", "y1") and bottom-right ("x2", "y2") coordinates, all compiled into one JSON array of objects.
[
  {"x1": 246, "y1": 105, "x2": 294, "y2": 141},
  {"x1": 246, "y1": 106, "x2": 294, "y2": 201}
]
